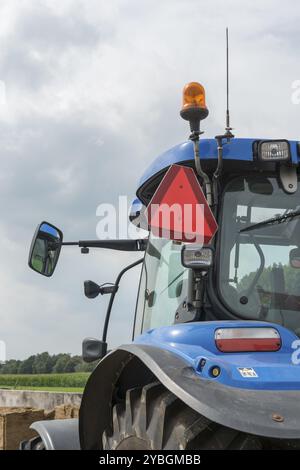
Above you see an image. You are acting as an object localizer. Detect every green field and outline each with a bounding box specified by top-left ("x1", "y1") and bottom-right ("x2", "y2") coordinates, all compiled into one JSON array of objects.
[
  {"x1": 2, "y1": 386, "x2": 84, "y2": 392},
  {"x1": 0, "y1": 372, "x2": 89, "y2": 392}
]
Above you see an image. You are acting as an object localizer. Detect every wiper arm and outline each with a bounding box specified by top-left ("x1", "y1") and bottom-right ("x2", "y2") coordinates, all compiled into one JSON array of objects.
[{"x1": 239, "y1": 209, "x2": 300, "y2": 233}]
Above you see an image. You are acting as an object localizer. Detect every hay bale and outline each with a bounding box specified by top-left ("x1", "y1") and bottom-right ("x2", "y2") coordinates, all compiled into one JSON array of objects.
[
  {"x1": 44, "y1": 409, "x2": 55, "y2": 420},
  {"x1": 0, "y1": 407, "x2": 44, "y2": 450},
  {"x1": 54, "y1": 404, "x2": 80, "y2": 420}
]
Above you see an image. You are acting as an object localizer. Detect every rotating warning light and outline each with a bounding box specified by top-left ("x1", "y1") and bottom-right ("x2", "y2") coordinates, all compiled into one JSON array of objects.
[
  {"x1": 181, "y1": 82, "x2": 207, "y2": 110},
  {"x1": 180, "y1": 82, "x2": 209, "y2": 131}
]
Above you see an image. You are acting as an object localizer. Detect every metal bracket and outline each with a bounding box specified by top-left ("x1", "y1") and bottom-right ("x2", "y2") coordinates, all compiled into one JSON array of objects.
[
  {"x1": 279, "y1": 164, "x2": 297, "y2": 194},
  {"x1": 174, "y1": 298, "x2": 198, "y2": 323}
]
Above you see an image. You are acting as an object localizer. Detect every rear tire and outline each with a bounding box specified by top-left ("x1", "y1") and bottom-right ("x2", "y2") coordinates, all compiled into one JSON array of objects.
[{"x1": 103, "y1": 382, "x2": 261, "y2": 450}]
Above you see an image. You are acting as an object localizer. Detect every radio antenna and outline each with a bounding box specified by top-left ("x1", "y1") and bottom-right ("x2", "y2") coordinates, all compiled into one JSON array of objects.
[
  {"x1": 225, "y1": 27, "x2": 234, "y2": 140},
  {"x1": 213, "y1": 28, "x2": 234, "y2": 185}
]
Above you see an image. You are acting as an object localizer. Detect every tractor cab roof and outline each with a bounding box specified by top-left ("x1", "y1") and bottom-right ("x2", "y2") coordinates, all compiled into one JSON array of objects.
[
  {"x1": 130, "y1": 137, "x2": 300, "y2": 221},
  {"x1": 139, "y1": 137, "x2": 299, "y2": 187}
]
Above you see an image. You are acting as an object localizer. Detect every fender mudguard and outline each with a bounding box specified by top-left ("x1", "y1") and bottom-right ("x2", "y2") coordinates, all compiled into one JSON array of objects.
[
  {"x1": 79, "y1": 343, "x2": 300, "y2": 449},
  {"x1": 30, "y1": 419, "x2": 80, "y2": 450}
]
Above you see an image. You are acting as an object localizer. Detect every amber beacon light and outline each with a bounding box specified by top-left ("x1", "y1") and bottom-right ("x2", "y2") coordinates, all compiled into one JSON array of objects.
[{"x1": 180, "y1": 82, "x2": 209, "y2": 133}]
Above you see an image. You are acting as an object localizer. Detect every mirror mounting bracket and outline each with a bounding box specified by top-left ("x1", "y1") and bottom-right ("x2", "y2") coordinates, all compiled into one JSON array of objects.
[{"x1": 279, "y1": 163, "x2": 297, "y2": 194}]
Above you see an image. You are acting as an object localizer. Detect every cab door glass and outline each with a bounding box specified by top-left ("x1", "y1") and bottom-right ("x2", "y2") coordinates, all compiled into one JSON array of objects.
[{"x1": 137, "y1": 235, "x2": 188, "y2": 332}]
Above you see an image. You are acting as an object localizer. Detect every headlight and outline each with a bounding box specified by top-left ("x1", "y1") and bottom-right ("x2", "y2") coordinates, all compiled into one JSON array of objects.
[{"x1": 255, "y1": 140, "x2": 291, "y2": 162}]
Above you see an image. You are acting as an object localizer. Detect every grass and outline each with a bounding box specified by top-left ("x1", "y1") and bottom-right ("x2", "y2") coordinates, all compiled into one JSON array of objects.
[
  {"x1": 0, "y1": 386, "x2": 84, "y2": 393},
  {"x1": 0, "y1": 372, "x2": 90, "y2": 391}
]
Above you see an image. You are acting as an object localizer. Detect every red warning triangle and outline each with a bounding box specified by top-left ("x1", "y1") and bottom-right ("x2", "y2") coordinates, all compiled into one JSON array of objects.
[{"x1": 146, "y1": 164, "x2": 218, "y2": 244}]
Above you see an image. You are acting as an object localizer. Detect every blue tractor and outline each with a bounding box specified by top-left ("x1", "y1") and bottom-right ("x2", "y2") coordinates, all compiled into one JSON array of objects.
[{"x1": 23, "y1": 80, "x2": 300, "y2": 450}]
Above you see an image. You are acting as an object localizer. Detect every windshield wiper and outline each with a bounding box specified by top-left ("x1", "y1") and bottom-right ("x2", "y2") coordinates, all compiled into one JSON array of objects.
[{"x1": 239, "y1": 209, "x2": 300, "y2": 233}]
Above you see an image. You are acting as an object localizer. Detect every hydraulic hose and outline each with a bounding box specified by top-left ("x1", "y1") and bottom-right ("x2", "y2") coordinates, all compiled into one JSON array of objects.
[{"x1": 192, "y1": 138, "x2": 213, "y2": 206}]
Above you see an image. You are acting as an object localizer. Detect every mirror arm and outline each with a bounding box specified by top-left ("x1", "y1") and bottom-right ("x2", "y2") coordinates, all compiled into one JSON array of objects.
[
  {"x1": 82, "y1": 258, "x2": 144, "y2": 363},
  {"x1": 102, "y1": 258, "x2": 144, "y2": 345},
  {"x1": 62, "y1": 239, "x2": 148, "y2": 251}
]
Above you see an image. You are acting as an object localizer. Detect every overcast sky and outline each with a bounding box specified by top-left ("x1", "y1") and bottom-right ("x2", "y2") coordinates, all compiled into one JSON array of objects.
[{"x1": 0, "y1": 0, "x2": 300, "y2": 359}]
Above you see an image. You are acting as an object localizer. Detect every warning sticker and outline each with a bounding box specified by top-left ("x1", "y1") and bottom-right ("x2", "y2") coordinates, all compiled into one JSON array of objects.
[{"x1": 238, "y1": 367, "x2": 258, "y2": 378}]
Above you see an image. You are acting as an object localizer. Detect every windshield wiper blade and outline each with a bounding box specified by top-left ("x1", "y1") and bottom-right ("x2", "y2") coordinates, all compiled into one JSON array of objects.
[{"x1": 239, "y1": 209, "x2": 300, "y2": 233}]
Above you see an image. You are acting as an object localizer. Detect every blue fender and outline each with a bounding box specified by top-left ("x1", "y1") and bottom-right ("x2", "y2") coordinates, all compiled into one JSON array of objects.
[{"x1": 79, "y1": 321, "x2": 300, "y2": 449}]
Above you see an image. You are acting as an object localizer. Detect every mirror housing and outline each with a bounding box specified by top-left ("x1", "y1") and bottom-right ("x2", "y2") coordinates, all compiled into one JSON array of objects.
[
  {"x1": 290, "y1": 248, "x2": 300, "y2": 268},
  {"x1": 82, "y1": 338, "x2": 107, "y2": 363},
  {"x1": 28, "y1": 221, "x2": 63, "y2": 277},
  {"x1": 84, "y1": 281, "x2": 102, "y2": 299}
]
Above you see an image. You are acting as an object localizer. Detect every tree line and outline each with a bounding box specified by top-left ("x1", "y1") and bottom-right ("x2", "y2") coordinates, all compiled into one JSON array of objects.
[
  {"x1": 238, "y1": 263, "x2": 300, "y2": 294},
  {"x1": 0, "y1": 352, "x2": 95, "y2": 375}
]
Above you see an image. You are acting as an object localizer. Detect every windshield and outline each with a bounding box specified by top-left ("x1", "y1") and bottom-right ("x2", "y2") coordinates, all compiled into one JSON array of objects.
[
  {"x1": 219, "y1": 175, "x2": 300, "y2": 335},
  {"x1": 137, "y1": 235, "x2": 188, "y2": 332}
]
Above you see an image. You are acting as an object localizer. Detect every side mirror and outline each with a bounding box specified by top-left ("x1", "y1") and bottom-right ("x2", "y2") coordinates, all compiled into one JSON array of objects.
[
  {"x1": 290, "y1": 248, "x2": 300, "y2": 269},
  {"x1": 28, "y1": 222, "x2": 63, "y2": 277}
]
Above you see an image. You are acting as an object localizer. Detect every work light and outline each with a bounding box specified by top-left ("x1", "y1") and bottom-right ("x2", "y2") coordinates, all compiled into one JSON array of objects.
[
  {"x1": 256, "y1": 140, "x2": 291, "y2": 162},
  {"x1": 181, "y1": 245, "x2": 213, "y2": 270}
]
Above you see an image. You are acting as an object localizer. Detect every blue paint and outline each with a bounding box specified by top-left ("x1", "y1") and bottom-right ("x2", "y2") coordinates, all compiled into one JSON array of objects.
[
  {"x1": 134, "y1": 321, "x2": 300, "y2": 391},
  {"x1": 138, "y1": 138, "x2": 299, "y2": 188},
  {"x1": 129, "y1": 137, "x2": 299, "y2": 218}
]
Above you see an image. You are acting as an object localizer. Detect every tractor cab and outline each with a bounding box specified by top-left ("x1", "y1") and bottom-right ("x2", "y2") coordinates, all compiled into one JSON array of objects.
[
  {"x1": 27, "y1": 82, "x2": 300, "y2": 344},
  {"x1": 131, "y1": 136, "x2": 300, "y2": 339}
]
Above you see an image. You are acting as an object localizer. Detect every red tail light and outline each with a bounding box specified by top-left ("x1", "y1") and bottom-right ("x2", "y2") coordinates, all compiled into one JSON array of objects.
[{"x1": 215, "y1": 327, "x2": 281, "y2": 353}]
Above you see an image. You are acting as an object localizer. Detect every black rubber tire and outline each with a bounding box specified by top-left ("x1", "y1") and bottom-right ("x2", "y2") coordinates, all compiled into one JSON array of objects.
[
  {"x1": 20, "y1": 436, "x2": 45, "y2": 450},
  {"x1": 102, "y1": 382, "x2": 262, "y2": 450}
]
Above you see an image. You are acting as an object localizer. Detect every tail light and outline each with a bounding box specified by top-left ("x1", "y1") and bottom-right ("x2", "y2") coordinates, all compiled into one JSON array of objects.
[{"x1": 215, "y1": 327, "x2": 281, "y2": 353}]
